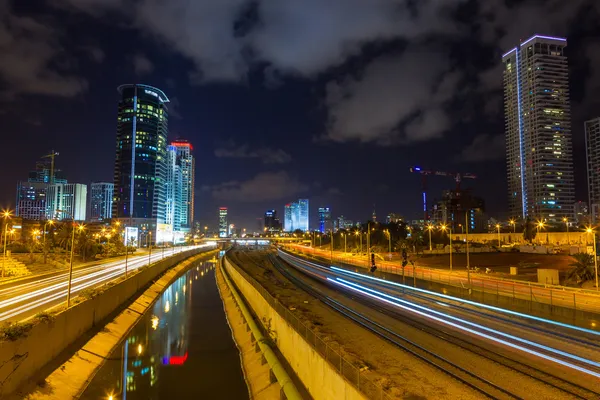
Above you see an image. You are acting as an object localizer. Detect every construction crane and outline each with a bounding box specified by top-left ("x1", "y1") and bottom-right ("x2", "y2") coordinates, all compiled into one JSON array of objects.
[
  {"x1": 409, "y1": 166, "x2": 477, "y2": 221},
  {"x1": 42, "y1": 150, "x2": 59, "y2": 186}
]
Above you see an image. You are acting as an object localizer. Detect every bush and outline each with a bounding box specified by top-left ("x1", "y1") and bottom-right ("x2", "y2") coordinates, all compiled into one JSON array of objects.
[
  {"x1": 34, "y1": 311, "x2": 54, "y2": 323},
  {"x1": 0, "y1": 321, "x2": 34, "y2": 341}
]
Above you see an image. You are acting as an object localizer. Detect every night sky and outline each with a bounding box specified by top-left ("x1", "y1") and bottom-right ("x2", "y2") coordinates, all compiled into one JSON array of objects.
[{"x1": 2, "y1": 0, "x2": 600, "y2": 231}]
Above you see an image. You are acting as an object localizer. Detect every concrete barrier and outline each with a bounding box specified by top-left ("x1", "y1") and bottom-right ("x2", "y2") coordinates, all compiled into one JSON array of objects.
[
  {"x1": 0, "y1": 247, "x2": 211, "y2": 397},
  {"x1": 223, "y1": 257, "x2": 366, "y2": 400}
]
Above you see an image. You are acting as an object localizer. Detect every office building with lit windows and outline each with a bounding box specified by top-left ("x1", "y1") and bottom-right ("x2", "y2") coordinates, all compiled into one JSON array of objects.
[
  {"x1": 89, "y1": 182, "x2": 113, "y2": 222},
  {"x1": 112, "y1": 84, "x2": 169, "y2": 243},
  {"x1": 585, "y1": 117, "x2": 600, "y2": 222},
  {"x1": 219, "y1": 207, "x2": 228, "y2": 237},
  {"x1": 502, "y1": 35, "x2": 575, "y2": 222},
  {"x1": 318, "y1": 207, "x2": 331, "y2": 233},
  {"x1": 284, "y1": 199, "x2": 309, "y2": 232},
  {"x1": 171, "y1": 141, "x2": 195, "y2": 231},
  {"x1": 47, "y1": 183, "x2": 87, "y2": 221},
  {"x1": 16, "y1": 157, "x2": 67, "y2": 220}
]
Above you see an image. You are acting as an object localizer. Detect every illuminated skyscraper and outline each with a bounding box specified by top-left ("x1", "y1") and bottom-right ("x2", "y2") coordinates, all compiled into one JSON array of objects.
[
  {"x1": 89, "y1": 182, "x2": 114, "y2": 222},
  {"x1": 585, "y1": 117, "x2": 600, "y2": 222},
  {"x1": 112, "y1": 84, "x2": 169, "y2": 241},
  {"x1": 284, "y1": 199, "x2": 309, "y2": 232},
  {"x1": 318, "y1": 207, "x2": 331, "y2": 233},
  {"x1": 219, "y1": 207, "x2": 228, "y2": 237},
  {"x1": 47, "y1": 183, "x2": 87, "y2": 221},
  {"x1": 502, "y1": 35, "x2": 574, "y2": 222},
  {"x1": 171, "y1": 140, "x2": 195, "y2": 231},
  {"x1": 284, "y1": 203, "x2": 293, "y2": 232}
]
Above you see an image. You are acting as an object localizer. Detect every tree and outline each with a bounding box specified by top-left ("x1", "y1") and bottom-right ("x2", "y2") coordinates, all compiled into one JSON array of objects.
[
  {"x1": 566, "y1": 253, "x2": 596, "y2": 285},
  {"x1": 523, "y1": 217, "x2": 537, "y2": 243},
  {"x1": 55, "y1": 223, "x2": 73, "y2": 250},
  {"x1": 77, "y1": 231, "x2": 101, "y2": 261}
]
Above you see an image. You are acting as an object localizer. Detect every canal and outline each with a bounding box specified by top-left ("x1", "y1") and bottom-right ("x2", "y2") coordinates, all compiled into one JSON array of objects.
[{"x1": 81, "y1": 256, "x2": 249, "y2": 399}]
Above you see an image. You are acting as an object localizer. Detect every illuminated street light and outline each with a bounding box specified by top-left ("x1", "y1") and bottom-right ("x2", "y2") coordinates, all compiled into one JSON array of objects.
[
  {"x1": 509, "y1": 219, "x2": 516, "y2": 234},
  {"x1": 439, "y1": 224, "x2": 452, "y2": 272},
  {"x1": 2, "y1": 209, "x2": 13, "y2": 278},
  {"x1": 495, "y1": 223, "x2": 501, "y2": 246},
  {"x1": 563, "y1": 217, "x2": 570, "y2": 245},
  {"x1": 426, "y1": 224, "x2": 434, "y2": 251}
]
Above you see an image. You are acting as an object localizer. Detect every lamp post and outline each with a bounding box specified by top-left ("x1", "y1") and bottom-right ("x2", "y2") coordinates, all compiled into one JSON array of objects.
[
  {"x1": 342, "y1": 233, "x2": 347, "y2": 254},
  {"x1": 426, "y1": 224, "x2": 433, "y2": 251},
  {"x1": 384, "y1": 229, "x2": 391, "y2": 256},
  {"x1": 509, "y1": 219, "x2": 516, "y2": 234},
  {"x1": 537, "y1": 221, "x2": 545, "y2": 244},
  {"x1": 148, "y1": 231, "x2": 152, "y2": 266},
  {"x1": 43, "y1": 219, "x2": 54, "y2": 264},
  {"x1": 2, "y1": 210, "x2": 12, "y2": 278},
  {"x1": 61, "y1": 210, "x2": 84, "y2": 309},
  {"x1": 440, "y1": 224, "x2": 452, "y2": 272},
  {"x1": 586, "y1": 227, "x2": 599, "y2": 291},
  {"x1": 563, "y1": 217, "x2": 570, "y2": 245},
  {"x1": 466, "y1": 212, "x2": 471, "y2": 291},
  {"x1": 496, "y1": 224, "x2": 501, "y2": 246}
]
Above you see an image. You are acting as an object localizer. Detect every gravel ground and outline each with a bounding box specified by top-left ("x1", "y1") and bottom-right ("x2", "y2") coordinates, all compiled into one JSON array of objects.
[{"x1": 228, "y1": 247, "x2": 484, "y2": 400}]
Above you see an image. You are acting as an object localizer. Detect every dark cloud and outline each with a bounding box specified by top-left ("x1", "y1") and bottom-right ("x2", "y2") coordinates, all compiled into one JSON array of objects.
[
  {"x1": 81, "y1": 45, "x2": 105, "y2": 63},
  {"x1": 0, "y1": 0, "x2": 88, "y2": 98},
  {"x1": 214, "y1": 143, "x2": 292, "y2": 164},
  {"x1": 133, "y1": 53, "x2": 154, "y2": 75},
  {"x1": 209, "y1": 171, "x2": 308, "y2": 202},
  {"x1": 458, "y1": 134, "x2": 505, "y2": 163}
]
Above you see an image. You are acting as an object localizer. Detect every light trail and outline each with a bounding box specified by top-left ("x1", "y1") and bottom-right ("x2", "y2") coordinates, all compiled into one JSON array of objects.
[
  {"x1": 329, "y1": 265, "x2": 600, "y2": 337},
  {"x1": 337, "y1": 278, "x2": 600, "y2": 370},
  {"x1": 0, "y1": 245, "x2": 211, "y2": 322},
  {"x1": 329, "y1": 278, "x2": 600, "y2": 379}
]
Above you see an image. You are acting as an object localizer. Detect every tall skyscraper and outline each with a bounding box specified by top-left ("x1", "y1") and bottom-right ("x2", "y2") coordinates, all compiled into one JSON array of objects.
[
  {"x1": 47, "y1": 183, "x2": 87, "y2": 221},
  {"x1": 171, "y1": 140, "x2": 195, "y2": 231},
  {"x1": 219, "y1": 207, "x2": 228, "y2": 237},
  {"x1": 318, "y1": 207, "x2": 331, "y2": 233},
  {"x1": 89, "y1": 182, "x2": 114, "y2": 222},
  {"x1": 284, "y1": 199, "x2": 309, "y2": 232},
  {"x1": 585, "y1": 117, "x2": 600, "y2": 222},
  {"x1": 165, "y1": 145, "x2": 183, "y2": 234},
  {"x1": 112, "y1": 84, "x2": 169, "y2": 242},
  {"x1": 284, "y1": 203, "x2": 293, "y2": 232},
  {"x1": 502, "y1": 35, "x2": 575, "y2": 222}
]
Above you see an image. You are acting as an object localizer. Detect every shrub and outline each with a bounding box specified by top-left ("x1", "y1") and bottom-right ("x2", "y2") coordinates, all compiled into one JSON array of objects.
[{"x1": 0, "y1": 322, "x2": 34, "y2": 341}]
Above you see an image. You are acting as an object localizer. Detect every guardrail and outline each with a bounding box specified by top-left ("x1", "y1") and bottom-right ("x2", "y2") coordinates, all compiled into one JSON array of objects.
[{"x1": 224, "y1": 250, "x2": 390, "y2": 400}]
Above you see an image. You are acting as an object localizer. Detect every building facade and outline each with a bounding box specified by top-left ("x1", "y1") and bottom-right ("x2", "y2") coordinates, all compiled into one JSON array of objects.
[
  {"x1": 219, "y1": 207, "x2": 228, "y2": 237},
  {"x1": 264, "y1": 210, "x2": 281, "y2": 232},
  {"x1": 318, "y1": 207, "x2": 331, "y2": 233},
  {"x1": 284, "y1": 199, "x2": 309, "y2": 232},
  {"x1": 89, "y1": 182, "x2": 114, "y2": 222},
  {"x1": 47, "y1": 183, "x2": 87, "y2": 221},
  {"x1": 112, "y1": 84, "x2": 169, "y2": 242},
  {"x1": 16, "y1": 157, "x2": 67, "y2": 220},
  {"x1": 502, "y1": 35, "x2": 575, "y2": 222},
  {"x1": 431, "y1": 190, "x2": 486, "y2": 233},
  {"x1": 171, "y1": 141, "x2": 195, "y2": 232},
  {"x1": 585, "y1": 117, "x2": 600, "y2": 223}
]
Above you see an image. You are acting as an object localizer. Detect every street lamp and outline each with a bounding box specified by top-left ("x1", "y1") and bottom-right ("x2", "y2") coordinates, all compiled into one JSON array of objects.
[
  {"x1": 384, "y1": 229, "x2": 391, "y2": 256},
  {"x1": 43, "y1": 219, "x2": 54, "y2": 264},
  {"x1": 509, "y1": 219, "x2": 516, "y2": 234},
  {"x1": 586, "y1": 227, "x2": 599, "y2": 291},
  {"x1": 495, "y1": 224, "x2": 501, "y2": 246},
  {"x1": 148, "y1": 231, "x2": 152, "y2": 266},
  {"x1": 66, "y1": 220, "x2": 84, "y2": 308},
  {"x1": 563, "y1": 217, "x2": 570, "y2": 245},
  {"x1": 537, "y1": 221, "x2": 545, "y2": 244},
  {"x1": 426, "y1": 224, "x2": 433, "y2": 251},
  {"x1": 440, "y1": 224, "x2": 452, "y2": 272},
  {"x1": 341, "y1": 232, "x2": 347, "y2": 254},
  {"x1": 2, "y1": 209, "x2": 13, "y2": 278}
]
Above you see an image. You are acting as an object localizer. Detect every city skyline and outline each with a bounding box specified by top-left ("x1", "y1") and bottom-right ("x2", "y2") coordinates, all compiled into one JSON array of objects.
[{"x1": 2, "y1": 2, "x2": 600, "y2": 230}]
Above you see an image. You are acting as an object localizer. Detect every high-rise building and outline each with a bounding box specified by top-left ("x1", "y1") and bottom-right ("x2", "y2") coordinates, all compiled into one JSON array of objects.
[
  {"x1": 318, "y1": 207, "x2": 331, "y2": 233},
  {"x1": 89, "y1": 182, "x2": 114, "y2": 222},
  {"x1": 585, "y1": 117, "x2": 600, "y2": 223},
  {"x1": 112, "y1": 84, "x2": 169, "y2": 242},
  {"x1": 284, "y1": 203, "x2": 293, "y2": 231},
  {"x1": 47, "y1": 183, "x2": 87, "y2": 221},
  {"x1": 502, "y1": 34, "x2": 575, "y2": 222},
  {"x1": 165, "y1": 145, "x2": 183, "y2": 233},
  {"x1": 297, "y1": 199, "x2": 309, "y2": 232},
  {"x1": 16, "y1": 156, "x2": 67, "y2": 220},
  {"x1": 431, "y1": 190, "x2": 486, "y2": 233},
  {"x1": 171, "y1": 140, "x2": 195, "y2": 231},
  {"x1": 219, "y1": 207, "x2": 228, "y2": 237},
  {"x1": 264, "y1": 210, "x2": 281, "y2": 232},
  {"x1": 573, "y1": 201, "x2": 589, "y2": 225}
]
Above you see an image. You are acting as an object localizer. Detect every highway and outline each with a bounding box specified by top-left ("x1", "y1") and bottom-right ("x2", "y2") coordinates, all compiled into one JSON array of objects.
[
  {"x1": 0, "y1": 245, "x2": 213, "y2": 323},
  {"x1": 286, "y1": 244, "x2": 600, "y2": 315},
  {"x1": 261, "y1": 249, "x2": 600, "y2": 399}
]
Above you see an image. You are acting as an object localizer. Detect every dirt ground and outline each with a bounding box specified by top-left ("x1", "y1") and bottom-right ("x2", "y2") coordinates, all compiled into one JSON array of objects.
[{"x1": 228, "y1": 247, "x2": 481, "y2": 400}]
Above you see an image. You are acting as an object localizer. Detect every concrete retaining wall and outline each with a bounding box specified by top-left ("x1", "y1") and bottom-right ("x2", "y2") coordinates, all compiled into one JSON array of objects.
[
  {"x1": 0, "y1": 247, "x2": 209, "y2": 397},
  {"x1": 223, "y1": 257, "x2": 365, "y2": 400}
]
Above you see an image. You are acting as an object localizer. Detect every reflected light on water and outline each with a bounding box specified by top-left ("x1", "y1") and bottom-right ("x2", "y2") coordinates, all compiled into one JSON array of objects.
[
  {"x1": 164, "y1": 300, "x2": 170, "y2": 313},
  {"x1": 151, "y1": 316, "x2": 159, "y2": 330}
]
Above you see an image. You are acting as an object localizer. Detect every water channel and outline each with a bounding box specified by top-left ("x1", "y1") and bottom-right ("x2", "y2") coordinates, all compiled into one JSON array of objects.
[{"x1": 81, "y1": 255, "x2": 249, "y2": 399}]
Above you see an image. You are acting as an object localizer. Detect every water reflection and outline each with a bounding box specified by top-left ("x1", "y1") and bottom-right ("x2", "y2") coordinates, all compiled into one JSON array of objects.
[{"x1": 81, "y1": 256, "x2": 247, "y2": 400}]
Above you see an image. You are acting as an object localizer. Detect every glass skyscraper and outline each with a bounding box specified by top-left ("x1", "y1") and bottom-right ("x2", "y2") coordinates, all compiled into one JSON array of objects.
[
  {"x1": 171, "y1": 141, "x2": 195, "y2": 232},
  {"x1": 318, "y1": 207, "x2": 331, "y2": 233},
  {"x1": 284, "y1": 199, "x2": 309, "y2": 232},
  {"x1": 89, "y1": 182, "x2": 114, "y2": 222},
  {"x1": 502, "y1": 35, "x2": 574, "y2": 222},
  {"x1": 112, "y1": 84, "x2": 169, "y2": 241},
  {"x1": 219, "y1": 207, "x2": 228, "y2": 237}
]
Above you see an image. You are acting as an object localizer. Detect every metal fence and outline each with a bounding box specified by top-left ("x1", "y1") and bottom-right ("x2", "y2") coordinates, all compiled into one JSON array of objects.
[
  {"x1": 288, "y1": 246, "x2": 600, "y2": 319},
  {"x1": 224, "y1": 255, "x2": 393, "y2": 400}
]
